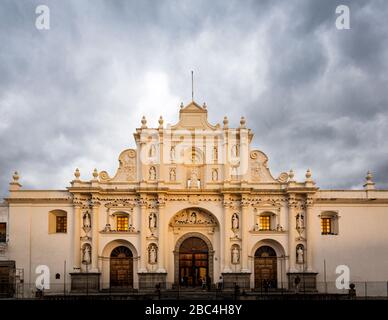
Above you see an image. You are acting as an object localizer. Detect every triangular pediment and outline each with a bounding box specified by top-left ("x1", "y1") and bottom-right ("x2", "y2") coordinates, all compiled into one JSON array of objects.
[
  {"x1": 170, "y1": 101, "x2": 220, "y2": 130},
  {"x1": 181, "y1": 101, "x2": 206, "y2": 113}
]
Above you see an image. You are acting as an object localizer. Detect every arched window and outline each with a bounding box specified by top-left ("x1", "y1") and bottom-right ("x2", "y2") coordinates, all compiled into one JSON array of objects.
[{"x1": 48, "y1": 210, "x2": 67, "y2": 234}]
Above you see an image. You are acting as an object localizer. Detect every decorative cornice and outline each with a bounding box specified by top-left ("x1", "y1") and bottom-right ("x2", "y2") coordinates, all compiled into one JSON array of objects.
[{"x1": 5, "y1": 198, "x2": 73, "y2": 204}]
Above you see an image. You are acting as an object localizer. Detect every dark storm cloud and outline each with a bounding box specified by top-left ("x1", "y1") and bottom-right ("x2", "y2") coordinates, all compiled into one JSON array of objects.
[{"x1": 0, "y1": 0, "x2": 388, "y2": 198}]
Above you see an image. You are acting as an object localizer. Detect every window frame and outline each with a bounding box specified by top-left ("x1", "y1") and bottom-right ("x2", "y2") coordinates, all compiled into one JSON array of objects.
[
  {"x1": 48, "y1": 210, "x2": 68, "y2": 234},
  {"x1": 254, "y1": 211, "x2": 278, "y2": 232},
  {"x1": 320, "y1": 212, "x2": 339, "y2": 235}
]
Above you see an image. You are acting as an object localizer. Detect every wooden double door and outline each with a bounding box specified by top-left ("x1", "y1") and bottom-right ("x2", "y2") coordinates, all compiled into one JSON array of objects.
[
  {"x1": 179, "y1": 237, "x2": 209, "y2": 287},
  {"x1": 254, "y1": 246, "x2": 277, "y2": 289},
  {"x1": 110, "y1": 246, "x2": 133, "y2": 288}
]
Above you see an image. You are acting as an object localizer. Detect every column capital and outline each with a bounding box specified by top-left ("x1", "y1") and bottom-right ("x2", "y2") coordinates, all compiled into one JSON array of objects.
[
  {"x1": 157, "y1": 195, "x2": 167, "y2": 208},
  {"x1": 138, "y1": 197, "x2": 148, "y2": 208},
  {"x1": 72, "y1": 195, "x2": 84, "y2": 207},
  {"x1": 73, "y1": 202, "x2": 83, "y2": 209},
  {"x1": 305, "y1": 197, "x2": 314, "y2": 208},
  {"x1": 287, "y1": 196, "x2": 298, "y2": 209},
  {"x1": 240, "y1": 201, "x2": 250, "y2": 208},
  {"x1": 223, "y1": 201, "x2": 233, "y2": 208},
  {"x1": 91, "y1": 201, "x2": 101, "y2": 208}
]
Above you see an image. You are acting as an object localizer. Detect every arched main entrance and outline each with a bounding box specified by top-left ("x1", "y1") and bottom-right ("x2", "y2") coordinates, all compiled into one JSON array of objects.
[
  {"x1": 110, "y1": 246, "x2": 133, "y2": 288},
  {"x1": 254, "y1": 246, "x2": 277, "y2": 289},
  {"x1": 179, "y1": 237, "x2": 209, "y2": 287}
]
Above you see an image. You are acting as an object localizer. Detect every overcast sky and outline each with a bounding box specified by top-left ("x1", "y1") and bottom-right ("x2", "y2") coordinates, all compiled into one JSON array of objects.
[{"x1": 1, "y1": 0, "x2": 388, "y2": 198}]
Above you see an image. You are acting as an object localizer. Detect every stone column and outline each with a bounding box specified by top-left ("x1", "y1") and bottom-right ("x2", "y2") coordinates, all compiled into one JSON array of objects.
[
  {"x1": 239, "y1": 126, "x2": 249, "y2": 181},
  {"x1": 157, "y1": 197, "x2": 166, "y2": 273},
  {"x1": 139, "y1": 198, "x2": 148, "y2": 273},
  {"x1": 223, "y1": 125, "x2": 230, "y2": 182},
  {"x1": 91, "y1": 201, "x2": 100, "y2": 272},
  {"x1": 73, "y1": 205, "x2": 82, "y2": 270},
  {"x1": 288, "y1": 195, "x2": 297, "y2": 272},
  {"x1": 241, "y1": 200, "x2": 250, "y2": 272},
  {"x1": 139, "y1": 140, "x2": 148, "y2": 182},
  {"x1": 103, "y1": 207, "x2": 111, "y2": 231},
  {"x1": 306, "y1": 197, "x2": 314, "y2": 271},
  {"x1": 158, "y1": 127, "x2": 165, "y2": 183},
  {"x1": 222, "y1": 198, "x2": 232, "y2": 272}
]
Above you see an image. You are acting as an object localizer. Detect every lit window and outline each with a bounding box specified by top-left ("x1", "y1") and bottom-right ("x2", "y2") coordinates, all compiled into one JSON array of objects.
[
  {"x1": 321, "y1": 218, "x2": 332, "y2": 235},
  {"x1": 117, "y1": 216, "x2": 129, "y2": 231},
  {"x1": 259, "y1": 216, "x2": 271, "y2": 231},
  {"x1": 0, "y1": 223, "x2": 6, "y2": 242},
  {"x1": 56, "y1": 216, "x2": 67, "y2": 233},
  {"x1": 320, "y1": 212, "x2": 339, "y2": 235}
]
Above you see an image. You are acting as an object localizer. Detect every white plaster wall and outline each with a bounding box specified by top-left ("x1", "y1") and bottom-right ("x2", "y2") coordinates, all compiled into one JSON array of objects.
[
  {"x1": 311, "y1": 204, "x2": 388, "y2": 296},
  {"x1": 8, "y1": 202, "x2": 74, "y2": 295}
]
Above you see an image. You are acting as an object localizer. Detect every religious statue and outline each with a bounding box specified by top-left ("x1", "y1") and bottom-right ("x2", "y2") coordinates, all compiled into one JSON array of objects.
[
  {"x1": 276, "y1": 224, "x2": 284, "y2": 232},
  {"x1": 149, "y1": 244, "x2": 157, "y2": 264},
  {"x1": 149, "y1": 213, "x2": 157, "y2": 229},
  {"x1": 231, "y1": 246, "x2": 240, "y2": 264},
  {"x1": 149, "y1": 144, "x2": 156, "y2": 158},
  {"x1": 212, "y1": 146, "x2": 218, "y2": 161},
  {"x1": 82, "y1": 244, "x2": 91, "y2": 265},
  {"x1": 232, "y1": 144, "x2": 239, "y2": 158},
  {"x1": 297, "y1": 245, "x2": 304, "y2": 264},
  {"x1": 189, "y1": 211, "x2": 197, "y2": 224},
  {"x1": 169, "y1": 168, "x2": 176, "y2": 181},
  {"x1": 170, "y1": 146, "x2": 176, "y2": 161},
  {"x1": 212, "y1": 168, "x2": 218, "y2": 181},
  {"x1": 149, "y1": 166, "x2": 156, "y2": 180},
  {"x1": 83, "y1": 212, "x2": 91, "y2": 229},
  {"x1": 232, "y1": 213, "x2": 239, "y2": 230},
  {"x1": 296, "y1": 214, "x2": 304, "y2": 231},
  {"x1": 190, "y1": 168, "x2": 199, "y2": 188}
]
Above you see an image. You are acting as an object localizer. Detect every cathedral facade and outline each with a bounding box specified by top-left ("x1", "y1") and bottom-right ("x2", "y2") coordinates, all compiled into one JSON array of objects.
[{"x1": 1, "y1": 101, "x2": 388, "y2": 296}]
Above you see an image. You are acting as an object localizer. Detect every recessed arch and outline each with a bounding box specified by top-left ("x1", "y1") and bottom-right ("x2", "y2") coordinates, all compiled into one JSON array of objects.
[
  {"x1": 110, "y1": 246, "x2": 133, "y2": 288},
  {"x1": 174, "y1": 232, "x2": 214, "y2": 286},
  {"x1": 101, "y1": 240, "x2": 139, "y2": 290},
  {"x1": 251, "y1": 239, "x2": 286, "y2": 290},
  {"x1": 101, "y1": 239, "x2": 138, "y2": 259},
  {"x1": 169, "y1": 207, "x2": 220, "y2": 228}
]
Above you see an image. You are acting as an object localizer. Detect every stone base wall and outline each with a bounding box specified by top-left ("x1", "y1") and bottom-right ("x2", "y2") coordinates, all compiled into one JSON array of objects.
[
  {"x1": 287, "y1": 272, "x2": 318, "y2": 292},
  {"x1": 221, "y1": 272, "x2": 251, "y2": 290},
  {"x1": 138, "y1": 272, "x2": 167, "y2": 290},
  {"x1": 70, "y1": 272, "x2": 100, "y2": 292}
]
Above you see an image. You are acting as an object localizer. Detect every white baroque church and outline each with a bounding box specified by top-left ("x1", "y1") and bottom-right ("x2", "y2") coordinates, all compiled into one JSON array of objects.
[{"x1": 1, "y1": 101, "x2": 388, "y2": 296}]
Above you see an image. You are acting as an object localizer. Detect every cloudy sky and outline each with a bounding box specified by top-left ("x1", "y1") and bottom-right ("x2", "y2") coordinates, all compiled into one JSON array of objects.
[{"x1": 1, "y1": 0, "x2": 388, "y2": 198}]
